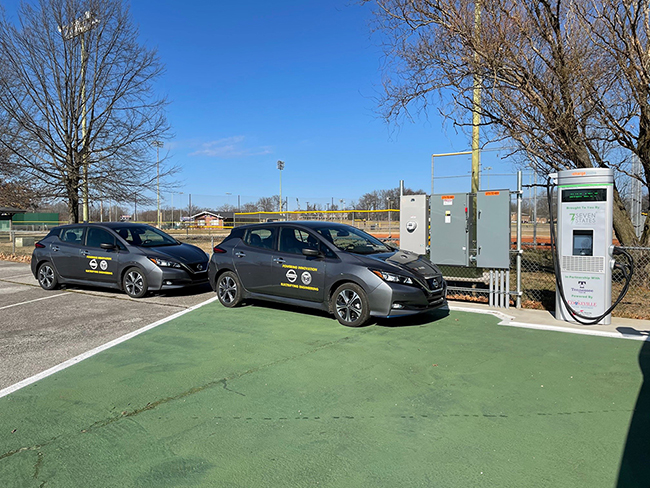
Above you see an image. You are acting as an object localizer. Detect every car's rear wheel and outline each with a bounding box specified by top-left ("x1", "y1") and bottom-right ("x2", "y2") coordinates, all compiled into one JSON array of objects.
[
  {"x1": 123, "y1": 267, "x2": 148, "y2": 298},
  {"x1": 332, "y1": 283, "x2": 370, "y2": 327},
  {"x1": 37, "y1": 261, "x2": 59, "y2": 290},
  {"x1": 217, "y1": 271, "x2": 243, "y2": 308}
]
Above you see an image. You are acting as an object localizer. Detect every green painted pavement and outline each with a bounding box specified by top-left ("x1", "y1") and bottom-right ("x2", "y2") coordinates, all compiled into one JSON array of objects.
[{"x1": 0, "y1": 303, "x2": 647, "y2": 487}]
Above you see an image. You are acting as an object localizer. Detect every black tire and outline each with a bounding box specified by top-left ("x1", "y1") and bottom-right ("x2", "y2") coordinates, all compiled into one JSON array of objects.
[
  {"x1": 37, "y1": 261, "x2": 59, "y2": 290},
  {"x1": 123, "y1": 267, "x2": 148, "y2": 298},
  {"x1": 217, "y1": 271, "x2": 243, "y2": 308},
  {"x1": 331, "y1": 282, "x2": 370, "y2": 327}
]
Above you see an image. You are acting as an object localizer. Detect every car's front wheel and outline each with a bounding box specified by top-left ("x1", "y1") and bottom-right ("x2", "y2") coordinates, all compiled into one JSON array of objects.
[
  {"x1": 37, "y1": 261, "x2": 59, "y2": 290},
  {"x1": 123, "y1": 267, "x2": 148, "y2": 298},
  {"x1": 217, "y1": 271, "x2": 243, "y2": 308},
  {"x1": 331, "y1": 283, "x2": 370, "y2": 327}
]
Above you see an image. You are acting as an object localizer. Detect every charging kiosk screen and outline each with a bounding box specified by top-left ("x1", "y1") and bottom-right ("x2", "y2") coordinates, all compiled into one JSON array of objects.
[
  {"x1": 561, "y1": 188, "x2": 607, "y2": 202},
  {"x1": 573, "y1": 230, "x2": 593, "y2": 256}
]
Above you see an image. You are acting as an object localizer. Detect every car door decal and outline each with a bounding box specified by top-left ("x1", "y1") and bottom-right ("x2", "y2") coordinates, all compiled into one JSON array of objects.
[
  {"x1": 280, "y1": 264, "x2": 319, "y2": 291},
  {"x1": 85, "y1": 255, "x2": 113, "y2": 275}
]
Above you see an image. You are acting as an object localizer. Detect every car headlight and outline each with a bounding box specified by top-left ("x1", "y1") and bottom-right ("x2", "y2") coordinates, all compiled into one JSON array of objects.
[
  {"x1": 371, "y1": 269, "x2": 414, "y2": 285},
  {"x1": 149, "y1": 257, "x2": 182, "y2": 268}
]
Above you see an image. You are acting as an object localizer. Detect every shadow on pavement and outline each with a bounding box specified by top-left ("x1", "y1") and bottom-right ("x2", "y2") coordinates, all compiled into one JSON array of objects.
[
  {"x1": 246, "y1": 299, "x2": 332, "y2": 321},
  {"x1": 244, "y1": 300, "x2": 451, "y2": 328},
  {"x1": 616, "y1": 337, "x2": 650, "y2": 487},
  {"x1": 375, "y1": 307, "x2": 450, "y2": 328},
  {"x1": 58, "y1": 282, "x2": 213, "y2": 298}
]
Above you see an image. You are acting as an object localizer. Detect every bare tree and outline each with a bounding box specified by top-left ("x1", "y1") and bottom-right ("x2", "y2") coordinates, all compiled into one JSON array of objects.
[
  {"x1": 358, "y1": 186, "x2": 425, "y2": 218},
  {"x1": 0, "y1": 179, "x2": 40, "y2": 209},
  {"x1": 256, "y1": 196, "x2": 279, "y2": 212},
  {"x1": 365, "y1": 0, "x2": 650, "y2": 245},
  {"x1": 0, "y1": 0, "x2": 172, "y2": 223}
]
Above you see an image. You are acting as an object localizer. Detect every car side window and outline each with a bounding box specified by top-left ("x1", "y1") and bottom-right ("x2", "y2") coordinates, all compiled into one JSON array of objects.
[
  {"x1": 86, "y1": 228, "x2": 116, "y2": 248},
  {"x1": 245, "y1": 228, "x2": 276, "y2": 250},
  {"x1": 279, "y1": 228, "x2": 320, "y2": 255},
  {"x1": 59, "y1": 227, "x2": 85, "y2": 244}
]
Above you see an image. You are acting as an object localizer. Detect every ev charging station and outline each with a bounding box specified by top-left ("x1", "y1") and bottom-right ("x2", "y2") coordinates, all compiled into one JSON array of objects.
[{"x1": 553, "y1": 168, "x2": 615, "y2": 324}]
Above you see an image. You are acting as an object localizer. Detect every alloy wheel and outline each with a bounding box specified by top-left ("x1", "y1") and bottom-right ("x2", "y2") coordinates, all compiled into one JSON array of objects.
[
  {"x1": 336, "y1": 289, "x2": 362, "y2": 323},
  {"x1": 219, "y1": 276, "x2": 237, "y2": 304},
  {"x1": 125, "y1": 270, "x2": 144, "y2": 297},
  {"x1": 38, "y1": 264, "x2": 54, "y2": 288}
]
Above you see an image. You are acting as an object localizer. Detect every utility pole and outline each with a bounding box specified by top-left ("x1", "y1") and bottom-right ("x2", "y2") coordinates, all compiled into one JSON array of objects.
[
  {"x1": 152, "y1": 140, "x2": 163, "y2": 227},
  {"x1": 471, "y1": 0, "x2": 482, "y2": 194}
]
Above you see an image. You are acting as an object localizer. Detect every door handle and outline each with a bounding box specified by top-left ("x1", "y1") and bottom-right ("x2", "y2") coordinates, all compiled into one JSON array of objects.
[
  {"x1": 51, "y1": 245, "x2": 59, "y2": 252},
  {"x1": 80, "y1": 249, "x2": 89, "y2": 256},
  {"x1": 273, "y1": 257, "x2": 286, "y2": 264},
  {"x1": 234, "y1": 251, "x2": 246, "y2": 258}
]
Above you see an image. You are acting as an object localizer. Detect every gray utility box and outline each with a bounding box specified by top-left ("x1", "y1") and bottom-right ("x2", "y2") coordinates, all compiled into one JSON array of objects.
[
  {"x1": 430, "y1": 193, "x2": 473, "y2": 266},
  {"x1": 476, "y1": 190, "x2": 511, "y2": 269},
  {"x1": 399, "y1": 194, "x2": 428, "y2": 254}
]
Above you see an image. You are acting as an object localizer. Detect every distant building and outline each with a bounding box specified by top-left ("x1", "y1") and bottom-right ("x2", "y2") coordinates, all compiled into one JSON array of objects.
[
  {"x1": 190, "y1": 211, "x2": 224, "y2": 227},
  {"x1": 0, "y1": 206, "x2": 26, "y2": 231}
]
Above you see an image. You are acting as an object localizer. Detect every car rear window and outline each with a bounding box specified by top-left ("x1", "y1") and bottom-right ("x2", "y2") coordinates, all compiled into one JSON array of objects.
[
  {"x1": 59, "y1": 227, "x2": 85, "y2": 243},
  {"x1": 245, "y1": 228, "x2": 276, "y2": 249}
]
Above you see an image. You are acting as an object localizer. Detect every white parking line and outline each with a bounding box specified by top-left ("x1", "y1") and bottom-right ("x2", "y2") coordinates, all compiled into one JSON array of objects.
[
  {"x1": 0, "y1": 295, "x2": 220, "y2": 399},
  {"x1": 0, "y1": 292, "x2": 69, "y2": 311}
]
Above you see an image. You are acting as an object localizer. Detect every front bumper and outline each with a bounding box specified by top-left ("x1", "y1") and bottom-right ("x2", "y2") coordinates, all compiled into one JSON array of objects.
[
  {"x1": 146, "y1": 266, "x2": 209, "y2": 291},
  {"x1": 368, "y1": 280, "x2": 447, "y2": 318}
]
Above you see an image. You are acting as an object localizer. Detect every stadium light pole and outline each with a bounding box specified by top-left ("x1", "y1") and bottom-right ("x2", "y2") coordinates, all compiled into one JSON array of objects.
[
  {"x1": 152, "y1": 141, "x2": 163, "y2": 227},
  {"x1": 277, "y1": 160, "x2": 285, "y2": 216},
  {"x1": 59, "y1": 11, "x2": 100, "y2": 223}
]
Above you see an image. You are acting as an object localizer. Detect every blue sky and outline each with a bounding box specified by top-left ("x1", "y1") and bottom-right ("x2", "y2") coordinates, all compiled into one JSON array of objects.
[{"x1": 3, "y1": 0, "x2": 524, "y2": 211}]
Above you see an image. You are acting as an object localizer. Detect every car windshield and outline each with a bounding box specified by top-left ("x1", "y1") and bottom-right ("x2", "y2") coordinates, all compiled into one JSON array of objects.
[
  {"x1": 314, "y1": 225, "x2": 392, "y2": 255},
  {"x1": 113, "y1": 225, "x2": 178, "y2": 247}
]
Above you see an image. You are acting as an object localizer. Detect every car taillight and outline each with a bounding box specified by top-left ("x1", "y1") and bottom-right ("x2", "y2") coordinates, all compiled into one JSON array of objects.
[
  {"x1": 213, "y1": 246, "x2": 227, "y2": 253},
  {"x1": 34, "y1": 242, "x2": 45, "y2": 248}
]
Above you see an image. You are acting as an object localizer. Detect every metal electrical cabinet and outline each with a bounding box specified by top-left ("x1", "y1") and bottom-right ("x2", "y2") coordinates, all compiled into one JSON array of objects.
[
  {"x1": 476, "y1": 190, "x2": 511, "y2": 269},
  {"x1": 430, "y1": 193, "x2": 474, "y2": 266},
  {"x1": 399, "y1": 194, "x2": 428, "y2": 254}
]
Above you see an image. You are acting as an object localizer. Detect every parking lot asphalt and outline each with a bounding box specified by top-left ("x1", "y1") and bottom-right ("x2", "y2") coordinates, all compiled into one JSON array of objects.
[{"x1": 0, "y1": 260, "x2": 214, "y2": 390}]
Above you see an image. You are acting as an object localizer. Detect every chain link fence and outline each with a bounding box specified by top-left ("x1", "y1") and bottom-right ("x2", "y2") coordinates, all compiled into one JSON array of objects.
[{"x1": 441, "y1": 244, "x2": 650, "y2": 320}]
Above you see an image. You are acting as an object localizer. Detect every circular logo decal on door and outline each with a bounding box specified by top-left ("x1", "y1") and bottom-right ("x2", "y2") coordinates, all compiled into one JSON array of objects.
[
  {"x1": 286, "y1": 269, "x2": 297, "y2": 283},
  {"x1": 301, "y1": 272, "x2": 312, "y2": 285},
  {"x1": 89, "y1": 259, "x2": 98, "y2": 270}
]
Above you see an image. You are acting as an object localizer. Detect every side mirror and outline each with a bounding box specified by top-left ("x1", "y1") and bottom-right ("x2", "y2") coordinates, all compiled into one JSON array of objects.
[
  {"x1": 302, "y1": 248, "x2": 321, "y2": 257},
  {"x1": 100, "y1": 242, "x2": 117, "y2": 250}
]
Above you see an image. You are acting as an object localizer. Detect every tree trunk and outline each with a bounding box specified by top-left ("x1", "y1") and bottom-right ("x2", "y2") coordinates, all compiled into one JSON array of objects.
[
  {"x1": 612, "y1": 186, "x2": 639, "y2": 246},
  {"x1": 66, "y1": 185, "x2": 79, "y2": 224}
]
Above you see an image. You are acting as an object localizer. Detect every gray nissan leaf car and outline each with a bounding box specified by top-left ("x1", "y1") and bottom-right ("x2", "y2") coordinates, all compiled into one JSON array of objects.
[
  {"x1": 208, "y1": 221, "x2": 447, "y2": 327},
  {"x1": 31, "y1": 222, "x2": 209, "y2": 298}
]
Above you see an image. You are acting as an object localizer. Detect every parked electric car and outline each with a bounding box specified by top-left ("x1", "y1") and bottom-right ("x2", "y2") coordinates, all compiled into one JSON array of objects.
[
  {"x1": 31, "y1": 222, "x2": 209, "y2": 298},
  {"x1": 208, "y1": 222, "x2": 447, "y2": 326}
]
